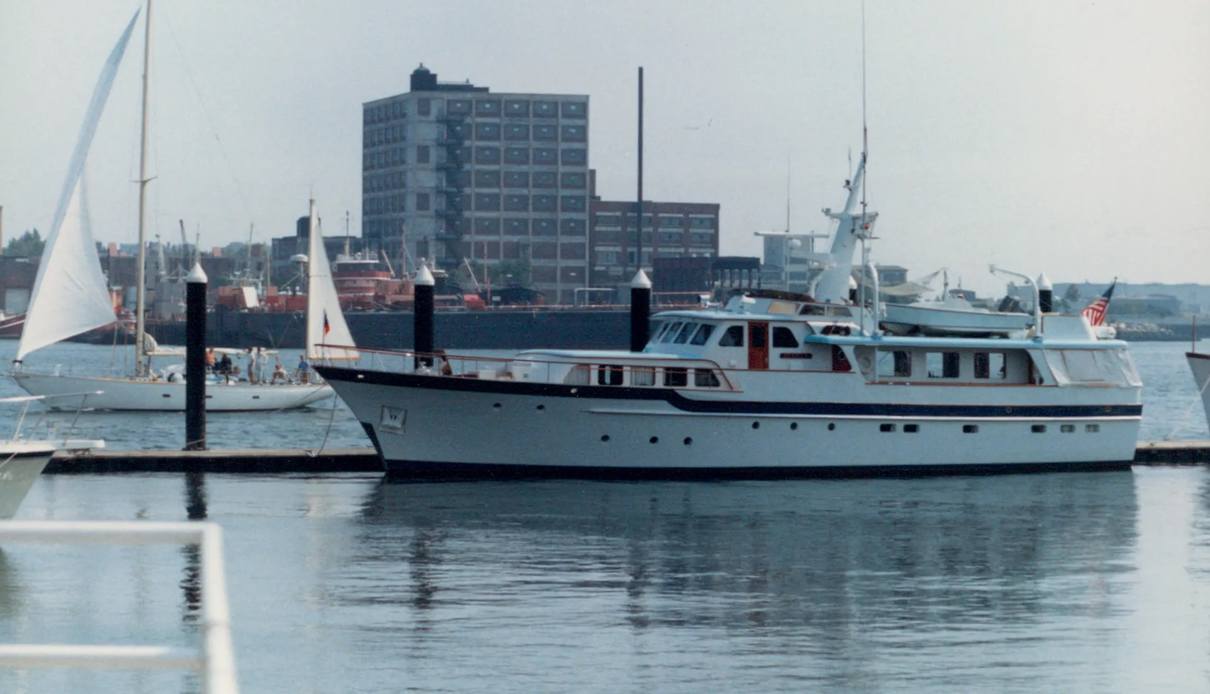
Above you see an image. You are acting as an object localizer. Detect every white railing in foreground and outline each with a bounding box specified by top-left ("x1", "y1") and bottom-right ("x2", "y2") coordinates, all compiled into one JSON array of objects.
[{"x1": 0, "y1": 521, "x2": 238, "y2": 694}]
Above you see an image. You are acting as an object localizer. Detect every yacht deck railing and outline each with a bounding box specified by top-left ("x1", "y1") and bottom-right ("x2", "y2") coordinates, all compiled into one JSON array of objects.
[{"x1": 0, "y1": 521, "x2": 238, "y2": 694}]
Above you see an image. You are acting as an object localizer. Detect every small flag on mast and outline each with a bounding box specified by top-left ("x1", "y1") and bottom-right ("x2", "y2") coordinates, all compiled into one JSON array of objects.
[
  {"x1": 1081, "y1": 279, "x2": 1117, "y2": 327},
  {"x1": 322, "y1": 310, "x2": 331, "y2": 336}
]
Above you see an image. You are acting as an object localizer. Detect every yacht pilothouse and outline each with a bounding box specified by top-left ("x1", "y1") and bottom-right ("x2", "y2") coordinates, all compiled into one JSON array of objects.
[{"x1": 316, "y1": 158, "x2": 1143, "y2": 476}]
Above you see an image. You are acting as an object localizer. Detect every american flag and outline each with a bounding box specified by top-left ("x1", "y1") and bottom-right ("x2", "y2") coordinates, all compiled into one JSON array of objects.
[{"x1": 1081, "y1": 280, "x2": 1117, "y2": 327}]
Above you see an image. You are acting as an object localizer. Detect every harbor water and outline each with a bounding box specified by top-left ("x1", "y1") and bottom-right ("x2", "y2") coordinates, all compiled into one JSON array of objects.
[{"x1": 2, "y1": 341, "x2": 1210, "y2": 692}]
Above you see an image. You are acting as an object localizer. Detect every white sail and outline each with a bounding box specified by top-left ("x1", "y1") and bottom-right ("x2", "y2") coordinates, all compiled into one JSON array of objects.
[
  {"x1": 306, "y1": 200, "x2": 358, "y2": 361},
  {"x1": 15, "y1": 10, "x2": 140, "y2": 363}
]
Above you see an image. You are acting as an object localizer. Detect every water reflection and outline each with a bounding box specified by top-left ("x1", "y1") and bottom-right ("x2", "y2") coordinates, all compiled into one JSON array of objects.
[
  {"x1": 337, "y1": 473, "x2": 1140, "y2": 689},
  {"x1": 180, "y1": 472, "x2": 207, "y2": 623}
]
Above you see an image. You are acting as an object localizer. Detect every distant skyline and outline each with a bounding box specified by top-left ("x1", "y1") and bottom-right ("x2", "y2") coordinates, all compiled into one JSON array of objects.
[{"x1": 2, "y1": 0, "x2": 1208, "y2": 296}]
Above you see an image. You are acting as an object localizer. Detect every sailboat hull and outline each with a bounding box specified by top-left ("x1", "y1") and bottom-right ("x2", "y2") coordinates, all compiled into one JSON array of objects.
[
  {"x1": 12, "y1": 371, "x2": 332, "y2": 412},
  {"x1": 0, "y1": 441, "x2": 55, "y2": 519},
  {"x1": 1187, "y1": 352, "x2": 1210, "y2": 431}
]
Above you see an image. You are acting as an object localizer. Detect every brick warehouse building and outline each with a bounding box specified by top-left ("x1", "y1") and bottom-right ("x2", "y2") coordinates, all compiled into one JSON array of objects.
[{"x1": 588, "y1": 173, "x2": 720, "y2": 300}]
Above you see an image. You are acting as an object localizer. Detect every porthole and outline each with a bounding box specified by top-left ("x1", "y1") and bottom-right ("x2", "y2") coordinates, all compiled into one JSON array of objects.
[
  {"x1": 879, "y1": 423, "x2": 896, "y2": 433},
  {"x1": 683, "y1": 437, "x2": 693, "y2": 446},
  {"x1": 1031, "y1": 424, "x2": 1047, "y2": 433},
  {"x1": 493, "y1": 402, "x2": 502, "y2": 409},
  {"x1": 601, "y1": 435, "x2": 610, "y2": 442},
  {"x1": 827, "y1": 423, "x2": 836, "y2": 431},
  {"x1": 536, "y1": 404, "x2": 545, "y2": 411},
  {"x1": 1086, "y1": 424, "x2": 1100, "y2": 433},
  {"x1": 649, "y1": 436, "x2": 659, "y2": 444},
  {"x1": 790, "y1": 422, "x2": 798, "y2": 431},
  {"x1": 1060, "y1": 424, "x2": 1075, "y2": 433},
  {"x1": 904, "y1": 424, "x2": 919, "y2": 433},
  {"x1": 751, "y1": 421, "x2": 760, "y2": 430},
  {"x1": 963, "y1": 424, "x2": 979, "y2": 434}
]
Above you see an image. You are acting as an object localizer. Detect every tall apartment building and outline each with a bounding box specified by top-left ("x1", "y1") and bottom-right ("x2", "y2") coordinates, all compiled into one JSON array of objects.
[
  {"x1": 362, "y1": 65, "x2": 590, "y2": 303},
  {"x1": 589, "y1": 174, "x2": 720, "y2": 299}
]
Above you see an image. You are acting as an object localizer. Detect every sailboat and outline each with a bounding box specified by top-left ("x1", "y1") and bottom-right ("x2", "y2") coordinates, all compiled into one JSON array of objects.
[{"x1": 9, "y1": 3, "x2": 348, "y2": 411}]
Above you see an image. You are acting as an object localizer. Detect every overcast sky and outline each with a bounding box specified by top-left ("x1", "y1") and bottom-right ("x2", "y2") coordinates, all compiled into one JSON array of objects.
[{"x1": 2, "y1": 0, "x2": 1208, "y2": 295}]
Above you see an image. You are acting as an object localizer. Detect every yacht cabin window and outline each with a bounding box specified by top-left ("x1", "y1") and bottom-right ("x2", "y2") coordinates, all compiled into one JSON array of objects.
[
  {"x1": 974, "y1": 352, "x2": 1007, "y2": 380},
  {"x1": 664, "y1": 367, "x2": 688, "y2": 387},
  {"x1": 596, "y1": 365, "x2": 623, "y2": 386},
  {"x1": 926, "y1": 351, "x2": 960, "y2": 379},
  {"x1": 631, "y1": 366, "x2": 655, "y2": 386},
  {"x1": 718, "y1": 325, "x2": 744, "y2": 347},
  {"x1": 694, "y1": 369, "x2": 721, "y2": 388},
  {"x1": 772, "y1": 326, "x2": 798, "y2": 348},
  {"x1": 876, "y1": 350, "x2": 912, "y2": 379}
]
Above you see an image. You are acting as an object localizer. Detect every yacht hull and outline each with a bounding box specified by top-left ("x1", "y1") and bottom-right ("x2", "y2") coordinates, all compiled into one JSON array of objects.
[
  {"x1": 12, "y1": 371, "x2": 332, "y2": 412},
  {"x1": 0, "y1": 442, "x2": 55, "y2": 519},
  {"x1": 318, "y1": 366, "x2": 1141, "y2": 477}
]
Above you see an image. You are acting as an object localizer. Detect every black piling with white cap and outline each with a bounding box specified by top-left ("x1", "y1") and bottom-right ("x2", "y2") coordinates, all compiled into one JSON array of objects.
[
  {"x1": 184, "y1": 261, "x2": 207, "y2": 451},
  {"x1": 1037, "y1": 272, "x2": 1053, "y2": 313},
  {"x1": 630, "y1": 269, "x2": 652, "y2": 352},
  {"x1": 414, "y1": 264, "x2": 435, "y2": 368}
]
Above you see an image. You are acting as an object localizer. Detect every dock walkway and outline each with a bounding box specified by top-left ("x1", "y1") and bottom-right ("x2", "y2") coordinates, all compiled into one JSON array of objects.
[{"x1": 42, "y1": 441, "x2": 1210, "y2": 474}]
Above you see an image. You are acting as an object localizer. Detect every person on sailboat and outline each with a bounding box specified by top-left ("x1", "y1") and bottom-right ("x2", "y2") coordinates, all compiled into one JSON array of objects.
[
  {"x1": 217, "y1": 353, "x2": 233, "y2": 383},
  {"x1": 246, "y1": 348, "x2": 259, "y2": 385},
  {"x1": 296, "y1": 354, "x2": 311, "y2": 384},
  {"x1": 271, "y1": 358, "x2": 288, "y2": 385}
]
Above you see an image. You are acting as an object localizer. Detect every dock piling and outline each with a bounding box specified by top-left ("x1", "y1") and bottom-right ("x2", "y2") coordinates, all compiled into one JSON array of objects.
[
  {"x1": 414, "y1": 263, "x2": 435, "y2": 368},
  {"x1": 630, "y1": 269, "x2": 651, "y2": 352},
  {"x1": 185, "y1": 262, "x2": 208, "y2": 451}
]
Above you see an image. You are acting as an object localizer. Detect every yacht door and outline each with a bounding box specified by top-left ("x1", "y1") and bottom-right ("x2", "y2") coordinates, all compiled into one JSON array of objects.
[{"x1": 748, "y1": 321, "x2": 769, "y2": 370}]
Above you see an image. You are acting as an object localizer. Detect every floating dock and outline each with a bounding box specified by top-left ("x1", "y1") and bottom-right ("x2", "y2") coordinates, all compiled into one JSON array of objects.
[
  {"x1": 46, "y1": 448, "x2": 380, "y2": 474},
  {"x1": 41, "y1": 441, "x2": 1210, "y2": 474}
]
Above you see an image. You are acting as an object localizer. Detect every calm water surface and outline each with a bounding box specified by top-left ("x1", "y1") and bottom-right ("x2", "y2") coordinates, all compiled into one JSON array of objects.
[{"x1": 1, "y1": 340, "x2": 1209, "y2": 692}]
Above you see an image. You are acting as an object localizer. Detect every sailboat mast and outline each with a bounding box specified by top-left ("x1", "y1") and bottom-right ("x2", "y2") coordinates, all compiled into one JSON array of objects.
[{"x1": 134, "y1": 0, "x2": 153, "y2": 375}]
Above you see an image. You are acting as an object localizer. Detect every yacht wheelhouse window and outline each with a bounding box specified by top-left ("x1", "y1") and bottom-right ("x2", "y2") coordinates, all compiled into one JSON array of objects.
[
  {"x1": 926, "y1": 351, "x2": 960, "y2": 378},
  {"x1": 718, "y1": 325, "x2": 744, "y2": 347},
  {"x1": 660, "y1": 322, "x2": 685, "y2": 343},
  {"x1": 649, "y1": 321, "x2": 666, "y2": 341},
  {"x1": 631, "y1": 366, "x2": 655, "y2": 386},
  {"x1": 772, "y1": 326, "x2": 798, "y2": 348},
  {"x1": 597, "y1": 365, "x2": 623, "y2": 386},
  {"x1": 974, "y1": 351, "x2": 1007, "y2": 380},
  {"x1": 664, "y1": 367, "x2": 688, "y2": 387},
  {"x1": 693, "y1": 369, "x2": 721, "y2": 388},
  {"x1": 673, "y1": 322, "x2": 697, "y2": 344},
  {"x1": 689, "y1": 324, "x2": 715, "y2": 346}
]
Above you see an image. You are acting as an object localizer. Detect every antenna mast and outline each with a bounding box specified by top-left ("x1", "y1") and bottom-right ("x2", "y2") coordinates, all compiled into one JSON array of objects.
[{"x1": 860, "y1": 0, "x2": 868, "y2": 222}]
